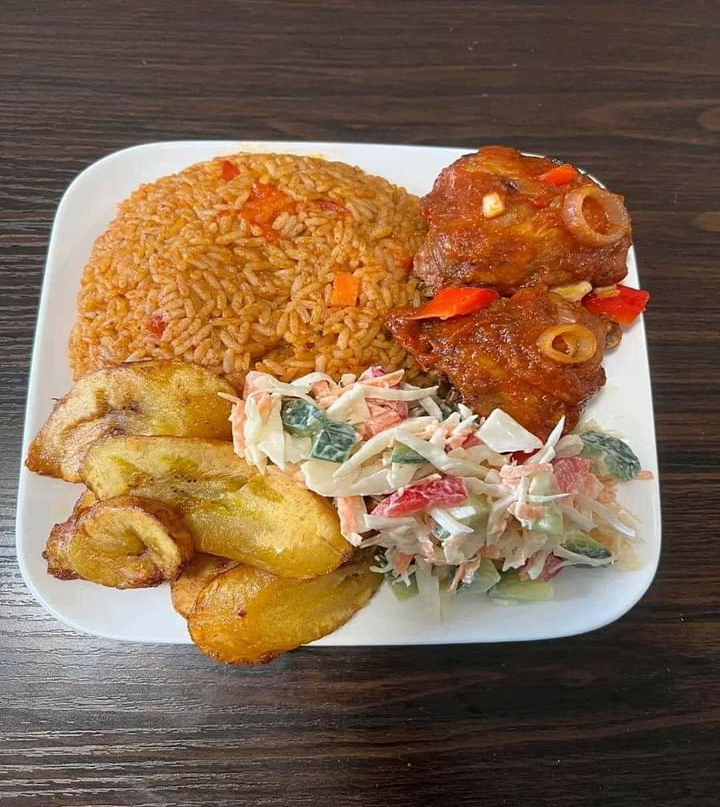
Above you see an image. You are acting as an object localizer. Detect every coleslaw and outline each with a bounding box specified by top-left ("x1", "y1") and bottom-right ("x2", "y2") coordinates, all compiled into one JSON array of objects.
[{"x1": 220, "y1": 367, "x2": 646, "y2": 605}]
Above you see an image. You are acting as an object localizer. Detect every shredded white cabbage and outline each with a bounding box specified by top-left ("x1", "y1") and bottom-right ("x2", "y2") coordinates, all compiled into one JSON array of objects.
[
  {"x1": 477, "y1": 409, "x2": 543, "y2": 453},
  {"x1": 223, "y1": 366, "x2": 643, "y2": 601}
]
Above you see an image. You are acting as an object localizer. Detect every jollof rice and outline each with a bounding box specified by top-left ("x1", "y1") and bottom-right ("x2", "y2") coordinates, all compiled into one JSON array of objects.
[{"x1": 69, "y1": 152, "x2": 427, "y2": 389}]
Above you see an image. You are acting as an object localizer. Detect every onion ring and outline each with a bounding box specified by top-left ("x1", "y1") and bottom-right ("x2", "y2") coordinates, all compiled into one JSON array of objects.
[
  {"x1": 562, "y1": 186, "x2": 630, "y2": 247},
  {"x1": 537, "y1": 324, "x2": 597, "y2": 364}
]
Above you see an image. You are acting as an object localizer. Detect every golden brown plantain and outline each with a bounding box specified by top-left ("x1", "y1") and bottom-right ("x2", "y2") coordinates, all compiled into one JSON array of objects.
[
  {"x1": 188, "y1": 550, "x2": 382, "y2": 664},
  {"x1": 43, "y1": 490, "x2": 98, "y2": 579},
  {"x1": 26, "y1": 360, "x2": 236, "y2": 483},
  {"x1": 81, "y1": 435, "x2": 351, "y2": 578},
  {"x1": 171, "y1": 553, "x2": 240, "y2": 618},
  {"x1": 44, "y1": 496, "x2": 194, "y2": 589}
]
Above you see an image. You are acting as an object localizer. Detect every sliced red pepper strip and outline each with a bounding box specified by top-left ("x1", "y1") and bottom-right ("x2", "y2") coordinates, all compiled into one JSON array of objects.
[
  {"x1": 538, "y1": 164, "x2": 579, "y2": 185},
  {"x1": 583, "y1": 284, "x2": 650, "y2": 326},
  {"x1": 405, "y1": 287, "x2": 499, "y2": 321}
]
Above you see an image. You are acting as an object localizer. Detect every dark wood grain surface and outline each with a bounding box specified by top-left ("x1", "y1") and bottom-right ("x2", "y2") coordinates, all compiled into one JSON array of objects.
[{"x1": 2, "y1": 1, "x2": 719, "y2": 805}]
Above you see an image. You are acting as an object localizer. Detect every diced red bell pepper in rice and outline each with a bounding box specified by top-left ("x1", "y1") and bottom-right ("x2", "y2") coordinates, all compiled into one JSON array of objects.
[
  {"x1": 552, "y1": 456, "x2": 593, "y2": 493},
  {"x1": 240, "y1": 182, "x2": 296, "y2": 226},
  {"x1": 372, "y1": 477, "x2": 468, "y2": 518},
  {"x1": 147, "y1": 315, "x2": 166, "y2": 337},
  {"x1": 329, "y1": 272, "x2": 361, "y2": 307},
  {"x1": 221, "y1": 160, "x2": 240, "y2": 181}
]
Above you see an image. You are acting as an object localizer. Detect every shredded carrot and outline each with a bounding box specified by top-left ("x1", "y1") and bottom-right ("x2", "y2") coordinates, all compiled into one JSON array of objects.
[{"x1": 330, "y1": 272, "x2": 361, "y2": 307}]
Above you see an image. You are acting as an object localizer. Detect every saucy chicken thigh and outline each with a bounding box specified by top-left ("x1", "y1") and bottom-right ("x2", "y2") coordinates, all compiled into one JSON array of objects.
[
  {"x1": 386, "y1": 286, "x2": 607, "y2": 439},
  {"x1": 414, "y1": 146, "x2": 632, "y2": 296}
]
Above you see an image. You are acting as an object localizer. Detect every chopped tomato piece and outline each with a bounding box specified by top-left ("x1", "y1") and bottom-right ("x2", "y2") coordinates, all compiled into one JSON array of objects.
[
  {"x1": 405, "y1": 287, "x2": 499, "y2": 321},
  {"x1": 372, "y1": 477, "x2": 468, "y2": 518},
  {"x1": 240, "y1": 182, "x2": 296, "y2": 227},
  {"x1": 330, "y1": 272, "x2": 361, "y2": 307},
  {"x1": 538, "y1": 164, "x2": 578, "y2": 185},
  {"x1": 147, "y1": 315, "x2": 166, "y2": 337},
  {"x1": 221, "y1": 160, "x2": 240, "y2": 182},
  {"x1": 583, "y1": 284, "x2": 650, "y2": 326},
  {"x1": 552, "y1": 457, "x2": 592, "y2": 493}
]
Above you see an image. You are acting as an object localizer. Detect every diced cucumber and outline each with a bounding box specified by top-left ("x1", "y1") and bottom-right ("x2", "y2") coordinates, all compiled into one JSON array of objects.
[
  {"x1": 458, "y1": 558, "x2": 501, "y2": 594},
  {"x1": 488, "y1": 571, "x2": 554, "y2": 601},
  {"x1": 528, "y1": 470, "x2": 555, "y2": 497},
  {"x1": 461, "y1": 493, "x2": 490, "y2": 531},
  {"x1": 579, "y1": 431, "x2": 641, "y2": 482},
  {"x1": 433, "y1": 493, "x2": 490, "y2": 542},
  {"x1": 438, "y1": 400, "x2": 457, "y2": 420},
  {"x1": 389, "y1": 575, "x2": 419, "y2": 601},
  {"x1": 281, "y1": 398, "x2": 326, "y2": 437},
  {"x1": 390, "y1": 441, "x2": 427, "y2": 464},
  {"x1": 310, "y1": 420, "x2": 357, "y2": 463},
  {"x1": 564, "y1": 531, "x2": 612, "y2": 560},
  {"x1": 528, "y1": 504, "x2": 564, "y2": 535}
]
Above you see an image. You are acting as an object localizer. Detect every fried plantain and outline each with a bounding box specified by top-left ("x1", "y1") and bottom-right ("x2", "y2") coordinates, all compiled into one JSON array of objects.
[
  {"x1": 26, "y1": 360, "x2": 236, "y2": 483},
  {"x1": 45, "y1": 496, "x2": 194, "y2": 589},
  {"x1": 81, "y1": 435, "x2": 351, "y2": 578},
  {"x1": 171, "y1": 553, "x2": 240, "y2": 618},
  {"x1": 44, "y1": 490, "x2": 98, "y2": 579},
  {"x1": 188, "y1": 550, "x2": 382, "y2": 664}
]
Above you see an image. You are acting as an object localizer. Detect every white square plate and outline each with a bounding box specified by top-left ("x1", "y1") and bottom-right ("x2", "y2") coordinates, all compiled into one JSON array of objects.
[{"x1": 16, "y1": 141, "x2": 661, "y2": 645}]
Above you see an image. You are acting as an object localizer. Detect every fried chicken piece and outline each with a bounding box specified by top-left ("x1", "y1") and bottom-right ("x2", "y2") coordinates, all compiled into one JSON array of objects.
[
  {"x1": 414, "y1": 146, "x2": 632, "y2": 296},
  {"x1": 386, "y1": 287, "x2": 607, "y2": 439}
]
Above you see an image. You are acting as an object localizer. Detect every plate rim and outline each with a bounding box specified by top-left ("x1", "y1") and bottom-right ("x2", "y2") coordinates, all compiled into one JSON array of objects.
[{"x1": 16, "y1": 139, "x2": 662, "y2": 645}]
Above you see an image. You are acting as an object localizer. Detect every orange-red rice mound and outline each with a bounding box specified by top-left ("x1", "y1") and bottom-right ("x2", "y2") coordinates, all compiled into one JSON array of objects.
[{"x1": 69, "y1": 152, "x2": 427, "y2": 389}]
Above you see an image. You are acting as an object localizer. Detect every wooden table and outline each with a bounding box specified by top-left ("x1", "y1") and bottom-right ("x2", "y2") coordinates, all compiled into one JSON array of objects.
[{"x1": 2, "y1": 2, "x2": 718, "y2": 805}]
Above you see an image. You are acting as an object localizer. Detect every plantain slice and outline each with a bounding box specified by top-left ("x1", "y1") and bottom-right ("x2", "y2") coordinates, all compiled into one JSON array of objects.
[
  {"x1": 188, "y1": 550, "x2": 382, "y2": 665},
  {"x1": 73, "y1": 489, "x2": 98, "y2": 512},
  {"x1": 44, "y1": 490, "x2": 98, "y2": 579},
  {"x1": 81, "y1": 435, "x2": 351, "y2": 578},
  {"x1": 171, "y1": 553, "x2": 240, "y2": 618},
  {"x1": 26, "y1": 360, "x2": 236, "y2": 483},
  {"x1": 45, "y1": 496, "x2": 194, "y2": 589}
]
